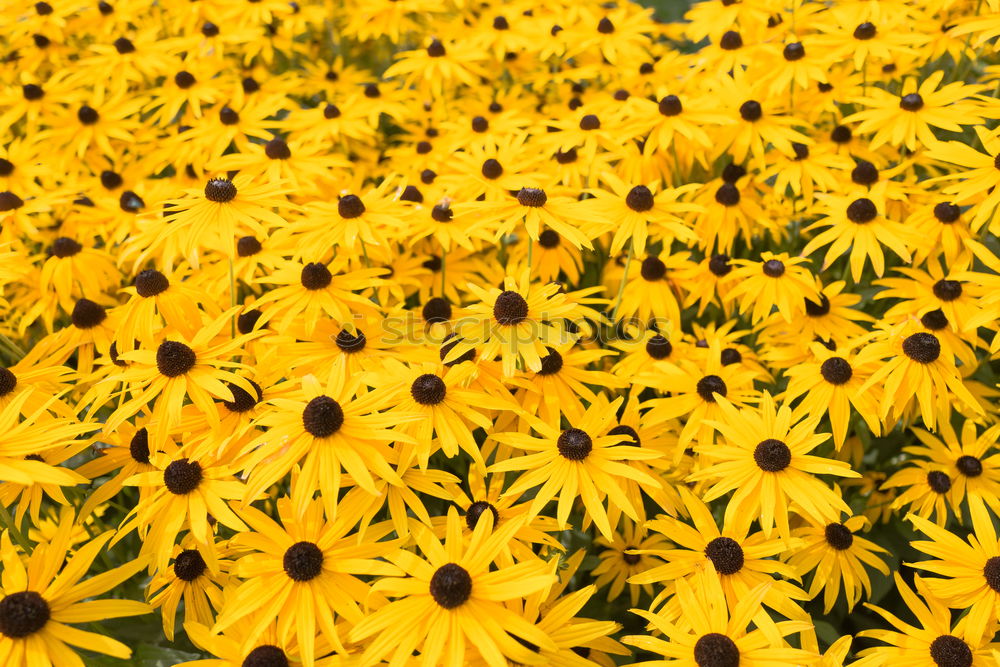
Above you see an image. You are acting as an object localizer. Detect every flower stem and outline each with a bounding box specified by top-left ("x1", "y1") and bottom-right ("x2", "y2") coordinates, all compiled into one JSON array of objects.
[
  {"x1": 0, "y1": 334, "x2": 24, "y2": 363},
  {"x1": 611, "y1": 242, "x2": 633, "y2": 322},
  {"x1": 0, "y1": 503, "x2": 31, "y2": 553},
  {"x1": 228, "y1": 257, "x2": 236, "y2": 338}
]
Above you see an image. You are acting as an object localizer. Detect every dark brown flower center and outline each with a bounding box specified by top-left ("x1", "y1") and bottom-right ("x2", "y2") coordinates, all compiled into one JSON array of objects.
[
  {"x1": 821, "y1": 357, "x2": 853, "y2": 384},
  {"x1": 301, "y1": 396, "x2": 344, "y2": 438},
  {"x1": 0, "y1": 192, "x2": 25, "y2": 211},
  {"x1": 932, "y1": 280, "x2": 962, "y2": 302},
  {"x1": 129, "y1": 427, "x2": 150, "y2": 464},
  {"x1": 173, "y1": 549, "x2": 207, "y2": 581},
  {"x1": 78, "y1": 105, "x2": 100, "y2": 125},
  {"x1": 824, "y1": 523, "x2": 854, "y2": 550},
  {"x1": 493, "y1": 290, "x2": 528, "y2": 325},
  {"x1": 854, "y1": 22, "x2": 877, "y2": 40},
  {"x1": 983, "y1": 557, "x2": 1000, "y2": 593},
  {"x1": 300, "y1": 262, "x2": 332, "y2": 290},
  {"x1": 465, "y1": 500, "x2": 499, "y2": 530},
  {"x1": 71, "y1": 298, "x2": 107, "y2": 329},
  {"x1": 608, "y1": 424, "x2": 640, "y2": 446},
  {"x1": 626, "y1": 185, "x2": 654, "y2": 212},
  {"x1": 646, "y1": 334, "x2": 672, "y2": 359},
  {"x1": 0, "y1": 591, "x2": 50, "y2": 638},
  {"x1": 902, "y1": 332, "x2": 940, "y2": 363},
  {"x1": 933, "y1": 203, "x2": 961, "y2": 223},
  {"x1": 204, "y1": 178, "x2": 237, "y2": 202},
  {"x1": 926, "y1": 470, "x2": 951, "y2": 493},
  {"x1": 804, "y1": 293, "x2": 830, "y2": 316},
  {"x1": 696, "y1": 375, "x2": 727, "y2": 402},
  {"x1": 659, "y1": 95, "x2": 683, "y2": 116},
  {"x1": 156, "y1": 341, "x2": 196, "y2": 377},
  {"x1": 516, "y1": 187, "x2": 547, "y2": 207},
  {"x1": 135, "y1": 269, "x2": 169, "y2": 297},
  {"x1": 847, "y1": 198, "x2": 878, "y2": 223},
  {"x1": 956, "y1": 455, "x2": 983, "y2": 477},
  {"x1": 704, "y1": 537, "x2": 744, "y2": 574},
  {"x1": 223, "y1": 379, "x2": 262, "y2": 413},
  {"x1": 219, "y1": 106, "x2": 240, "y2": 125},
  {"x1": 900, "y1": 93, "x2": 924, "y2": 111},
  {"x1": 719, "y1": 30, "x2": 742, "y2": 50},
  {"x1": 720, "y1": 348, "x2": 742, "y2": 366},
  {"x1": 693, "y1": 633, "x2": 740, "y2": 667},
  {"x1": 754, "y1": 439, "x2": 791, "y2": 472},
  {"x1": 852, "y1": 160, "x2": 879, "y2": 186},
  {"x1": 715, "y1": 183, "x2": 741, "y2": 207},
  {"x1": 481, "y1": 158, "x2": 503, "y2": 180},
  {"x1": 640, "y1": 256, "x2": 667, "y2": 281},
  {"x1": 411, "y1": 374, "x2": 446, "y2": 405},
  {"x1": 783, "y1": 41, "x2": 805, "y2": 60},
  {"x1": 709, "y1": 254, "x2": 732, "y2": 277},
  {"x1": 430, "y1": 563, "x2": 472, "y2": 608},
  {"x1": 929, "y1": 635, "x2": 972, "y2": 667},
  {"x1": 739, "y1": 100, "x2": 762, "y2": 122},
  {"x1": 163, "y1": 458, "x2": 202, "y2": 494},
  {"x1": 283, "y1": 542, "x2": 323, "y2": 582},
  {"x1": 557, "y1": 428, "x2": 592, "y2": 460},
  {"x1": 175, "y1": 71, "x2": 196, "y2": 88},
  {"x1": 622, "y1": 547, "x2": 641, "y2": 565},
  {"x1": 762, "y1": 259, "x2": 785, "y2": 277},
  {"x1": 242, "y1": 645, "x2": 290, "y2": 667},
  {"x1": 537, "y1": 347, "x2": 563, "y2": 375}
]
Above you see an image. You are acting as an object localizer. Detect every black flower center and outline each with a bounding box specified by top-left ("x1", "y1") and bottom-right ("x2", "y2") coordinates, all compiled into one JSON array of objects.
[
  {"x1": 100, "y1": 170, "x2": 122, "y2": 190},
  {"x1": 0, "y1": 159, "x2": 12, "y2": 176},
  {"x1": 722, "y1": 163, "x2": 747, "y2": 183},
  {"x1": 762, "y1": 259, "x2": 785, "y2": 277},
  {"x1": 902, "y1": 332, "x2": 940, "y2": 363},
  {"x1": 338, "y1": 194, "x2": 365, "y2": 218},
  {"x1": 804, "y1": 293, "x2": 830, "y2": 317},
  {"x1": 847, "y1": 198, "x2": 878, "y2": 223},
  {"x1": 739, "y1": 100, "x2": 762, "y2": 122},
  {"x1": 640, "y1": 256, "x2": 667, "y2": 281},
  {"x1": 646, "y1": 334, "x2": 673, "y2": 359},
  {"x1": 754, "y1": 439, "x2": 791, "y2": 472},
  {"x1": 554, "y1": 148, "x2": 578, "y2": 163},
  {"x1": 929, "y1": 635, "x2": 972, "y2": 667},
  {"x1": 983, "y1": 557, "x2": 1000, "y2": 593},
  {"x1": 493, "y1": 290, "x2": 529, "y2": 325},
  {"x1": 820, "y1": 357, "x2": 853, "y2": 384},
  {"x1": 0, "y1": 191, "x2": 23, "y2": 212},
  {"x1": 120, "y1": 190, "x2": 144, "y2": 211},
  {"x1": 704, "y1": 537, "x2": 744, "y2": 575},
  {"x1": 156, "y1": 341, "x2": 196, "y2": 377},
  {"x1": 926, "y1": 470, "x2": 951, "y2": 493},
  {"x1": 0, "y1": 591, "x2": 50, "y2": 638},
  {"x1": 431, "y1": 204, "x2": 452, "y2": 222},
  {"x1": 852, "y1": 161, "x2": 879, "y2": 186},
  {"x1": 956, "y1": 455, "x2": 983, "y2": 478},
  {"x1": 219, "y1": 106, "x2": 240, "y2": 125},
  {"x1": 720, "y1": 348, "x2": 742, "y2": 366},
  {"x1": 163, "y1": 459, "x2": 203, "y2": 494},
  {"x1": 625, "y1": 185, "x2": 655, "y2": 212},
  {"x1": 78, "y1": 105, "x2": 100, "y2": 125},
  {"x1": 302, "y1": 396, "x2": 344, "y2": 438},
  {"x1": 242, "y1": 645, "x2": 290, "y2": 667},
  {"x1": 481, "y1": 158, "x2": 503, "y2": 179},
  {"x1": 440, "y1": 335, "x2": 475, "y2": 366},
  {"x1": 471, "y1": 116, "x2": 489, "y2": 133},
  {"x1": 831, "y1": 125, "x2": 852, "y2": 143},
  {"x1": 236, "y1": 236, "x2": 262, "y2": 257},
  {"x1": 264, "y1": 138, "x2": 290, "y2": 160},
  {"x1": 608, "y1": 424, "x2": 640, "y2": 446},
  {"x1": 173, "y1": 71, "x2": 196, "y2": 89},
  {"x1": 71, "y1": 298, "x2": 107, "y2": 329},
  {"x1": 300, "y1": 262, "x2": 332, "y2": 290},
  {"x1": 693, "y1": 633, "x2": 740, "y2": 667},
  {"x1": 426, "y1": 39, "x2": 446, "y2": 57},
  {"x1": 322, "y1": 104, "x2": 341, "y2": 119},
  {"x1": 400, "y1": 186, "x2": 423, "y2": 204},
  {"x1": 900, "y1": 93, "x2": 924, "y2": 111},
  {"x1": 824, "y1": 523, "x2": 854, "y2": 550},
  {"x1": 204, "y1": 178, "x2": 237, "y2": 203},
  {"x1": 516, "y1": 187, "x2": 547, "y2": 207},
  {"x1": 422, "y1": 297, "x2": 452, "y2": 324},
  {"x1": 173, "y1": 549, "x2": 207, "y2": 581},
  {"x1": 129, "y1": 428, "x2": 150, "y2": 464},
  {"x1": 557, "y1": 428, "x2": 593, "y2": 461},
  {"x1": 708, "y1": 254, "x2": 732, "y2": 277},
  {"x1": 537, "y1": 348, "x2": 563, "y2": 375},
  {"x1": 719, "y1": 30, "x2": 742, "y2": 50},
  {"x1": 659, "y1": 95, "x2": 682, "y2": 116},
  {"x1": 696, "y1": 375, "x2": 727, "y2": 402},
  {"x1": 921, "y1": 309, "x2": 949, "y2": 331},
  {"x1": 135, "y1": 269, "x2": 169, "y2": 297},
  {"x1": 932, "y1": 202, "x2": 961, "y2": 223},
  {"x1": 430, "y1": 563, "x2": 472, "y2": 609},
  {"x1": 223, "y1": 379, "x2": 262, "y2": 413},
  {"x1": 50, "y1": 237, "x2": 83, "y2": 258},
  {"x1": 113, "y1": 36, "x2": 135, "y2": 53},
  {"x1": 792, "y1": 142, "x2": 809, "y2": 160},
  {"x1": 932, "y1": 280, "x2": 962, "y2": 302},
  {"x1": 538, "y1": 229, "x2": 560, "y2": 248},
  {"x1": 283, "y1": 542, "x2": 323, "y2": 582},
  {"x1": 237, "y1": 309, "x2": 263, "y2": 334},
  {"x1": 597, "y1": 17, "x2": 614, "y2": 33},
  {"x1": 22, "y1": 84, "x2": 44, "y2": 101},
  {"x1": 493, "y1": 16, "x2": 509, "y2": 30},
  {"x1": 465, "y1": 500, "x2": 499, "y2": 530},
  {"x1": 854, "y1": 22, "x2": 877, "y2": 40},
  {"x1": 715, "y1": 183, "x2": 740, "y2": 206},
  {"x1": 411, "y1": 374, "x2": 446, "y2": 405},
  {"x1": 783, "y1": 41, "x2": 805, "y2": 60}
]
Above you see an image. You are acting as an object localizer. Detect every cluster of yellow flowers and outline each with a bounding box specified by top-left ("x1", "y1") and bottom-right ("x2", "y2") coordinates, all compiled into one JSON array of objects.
[{"x1": 1, "y1": 0, "x2": 999, "y2": 664}]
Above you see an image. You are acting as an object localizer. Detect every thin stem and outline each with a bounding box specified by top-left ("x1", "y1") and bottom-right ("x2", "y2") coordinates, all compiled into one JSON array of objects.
[
  {"x1": 228, "y1": 257, "x2": 236, "y2": 339},
  {"x1": 527, "y1": 237, "x2": 534, "y2": 276},
  {"x1": 0, "y1": 334, "x2": 24, "y2": 362},
  {"x1": 0, "y1": 503, "x2": 31, "y2": 553},
  {"x1": 440, "y1": 245, "x2": 447, "y2": 297},
  {"x1": 611, "y1": 242, "x2": 633, "y2": 322}
]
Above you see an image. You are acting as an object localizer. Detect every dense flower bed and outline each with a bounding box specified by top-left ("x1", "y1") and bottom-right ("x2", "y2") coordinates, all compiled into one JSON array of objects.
[{"x1": 1, "y1": 0, "x2": 999, "y2": 664}]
